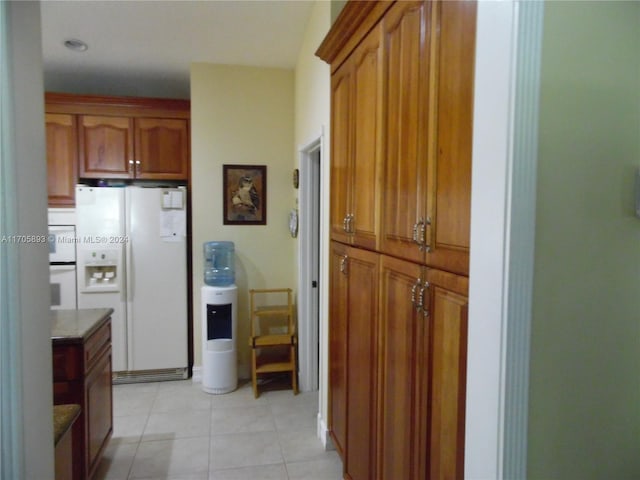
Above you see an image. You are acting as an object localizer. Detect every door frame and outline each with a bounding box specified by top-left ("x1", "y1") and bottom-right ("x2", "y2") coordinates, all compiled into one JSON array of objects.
[
  {"x1": 465, "y1": 1, "x2": 544, "y2": 478},
  {"x1": 297, "y1": 132, "x2": 324, "y2": 392}
]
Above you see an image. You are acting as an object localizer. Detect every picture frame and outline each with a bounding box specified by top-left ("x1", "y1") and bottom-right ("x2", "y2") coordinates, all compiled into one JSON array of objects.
[{"x1": 223, "y1": 164, "x2": 267, "y2": 225}]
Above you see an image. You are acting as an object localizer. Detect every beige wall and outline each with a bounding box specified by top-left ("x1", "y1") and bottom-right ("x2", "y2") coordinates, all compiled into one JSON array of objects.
[
  {"x1": 294, "y1": 0, "x2": 332, "y2": 437},
  {"x1": 528, "y1": 1, "x2": 640, "y2": 477},
  {"x1": 190, "y1": 63, "x2": 295, "y2": 377}
]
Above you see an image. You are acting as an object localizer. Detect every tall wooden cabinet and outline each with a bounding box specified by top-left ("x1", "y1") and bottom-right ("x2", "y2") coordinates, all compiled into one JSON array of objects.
[{"x1": 317, "y1": 1, "x2": 475, "y2": 478}]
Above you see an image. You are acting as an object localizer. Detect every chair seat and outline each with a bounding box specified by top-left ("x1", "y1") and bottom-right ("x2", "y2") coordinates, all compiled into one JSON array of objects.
[{"x1": 250, "y1": 334, "x2": 295, "y2": 347}]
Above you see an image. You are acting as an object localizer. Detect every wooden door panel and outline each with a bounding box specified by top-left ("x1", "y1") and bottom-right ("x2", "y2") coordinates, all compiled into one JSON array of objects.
[
  {"x1": 330, "y1": 64, "x2": 353, "y2": 244},
  {"x1": 135, "y1": 118, "x2": 189, "y2": 179},
  {"x1": 426, "y1": 270, "x2": 468, "y2": 480},
  {"x1": 351, "y1": 23, "x2": 383, "y2": 250},
  {"x1": 46, "y1": 113, "x2": 78, "y2": 206},
  {"x1": 328, "y1": 242, "x2": 349, "y2": 459},
  {"x1": 79, "y1": 115, "x2": 133, "y2": 178},
  {"x1": 427, "y1": 0, "x2": 476, "y2": 275},
  {"x1": 345, "y1": 248, "x2": 379, "y2": 480},
  {"x1": 381, "y1": 0, "x2": 430, "y2": 264},
  {"x1": 378, "y1": 255, "x2": 424, "y2": 480}
]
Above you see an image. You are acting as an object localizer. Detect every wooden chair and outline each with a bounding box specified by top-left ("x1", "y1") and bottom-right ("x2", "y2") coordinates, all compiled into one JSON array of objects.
[{"x1": 248, "y1": 288, "x2": 298, "y2": 398}]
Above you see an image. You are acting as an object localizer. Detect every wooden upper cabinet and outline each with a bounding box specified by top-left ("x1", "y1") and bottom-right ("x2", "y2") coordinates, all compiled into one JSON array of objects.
[
  {"x1": 425, "y1": 0, "x2": 476, "y2": 275},
  {"x1": 135, "y1": 118, "x2": 189, "y2": 180},
  {"x1": 380, "y1": 0, "x2": 431, "y2": 265},
  {"x1": 79, "y1": 116, "x2": 189, "y2": 180},
  {"x1": 329, "y1": 22, "x2": 383, "y2": 250},
  {"x1": 79, "y1": 115, "x2": 133, "y2": 178},
  {"x1": 46, "y1": 92, "x2": 191, "y2": 184},
  {"x1": 46, "y1": 113, "x2": 78, "y2": 206},
  {"x1": 330, "y1": 59, "x2": 353, "y2": 245}
]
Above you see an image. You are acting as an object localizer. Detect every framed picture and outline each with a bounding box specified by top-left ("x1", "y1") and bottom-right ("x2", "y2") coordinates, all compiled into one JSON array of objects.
[{"x1": 223, "y1": 164, "x2": 267, "y2": 225}]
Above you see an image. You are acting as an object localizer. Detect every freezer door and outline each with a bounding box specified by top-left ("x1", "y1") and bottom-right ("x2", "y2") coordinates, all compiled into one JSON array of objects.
[
  {"x1": 126, "y1": 186, "x2": 188, "y2": 371},
  {"x1": 75, "y1": 186, "x2": 128, "y2": 372}
]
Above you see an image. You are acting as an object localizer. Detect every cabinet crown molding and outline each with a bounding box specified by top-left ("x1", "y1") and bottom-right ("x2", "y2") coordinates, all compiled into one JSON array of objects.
[
  {"x1": 45, "y1": 92, "x2": 190, "y2": 119},
  {"x1": 316, "y1": 0, "x2": 393, "y2": 69}
]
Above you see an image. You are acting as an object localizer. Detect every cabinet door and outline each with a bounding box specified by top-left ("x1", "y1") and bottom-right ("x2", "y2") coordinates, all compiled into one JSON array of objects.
[
  {"x1": 328, "y1": 241, "x2": 349, "y2": 459},
  {"x1": 350, "y1": 23, "x2": 383, "y2": 250},
  {"x1": 378, "y1": 254, "x2": 426, "y2": 480},
  {"x1": 425, "y1": 268, "x2": 468, "y2": 480},
  {"x1": 134, "y1": 117, "x2": 189, "y2": 180},
  {"x1": 426, "y1": 0, "x2": 476, "y2": 275},
  {"x1": 345, "y1": 247, "x2": 379, "y2": 480},
  {"x1": 84, "y1": 348, "x2": 113, "y2": 479},
  {"x1": 380, "y1": 0, "x2": 431, "y2": 264},
  {"x1": 329, "y1": 62, "x2": 353, "y2": 244},
  {"x1": 46, "y1": 113, "x2": 78, "y2": 206},
  {"x1": 79, "y1": 115, "x2": 134, "y2": 178}
]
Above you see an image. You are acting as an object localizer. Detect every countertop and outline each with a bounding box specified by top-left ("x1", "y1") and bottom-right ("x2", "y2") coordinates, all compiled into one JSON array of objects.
[
  {"x1": 51, "y1": 308, "x2": 113, "y2": 343},
  {"x1": 53, "y1": 404, "x2": 81, "y2": 445}
]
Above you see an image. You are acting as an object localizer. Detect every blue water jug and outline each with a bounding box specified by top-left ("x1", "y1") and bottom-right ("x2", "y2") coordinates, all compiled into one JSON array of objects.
[{"x1": 204, "y1": 241, "x2": 235, "y2": 286}]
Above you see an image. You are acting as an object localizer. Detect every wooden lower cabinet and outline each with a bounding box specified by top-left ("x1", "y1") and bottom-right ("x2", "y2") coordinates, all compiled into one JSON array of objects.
[
  {"x1": 53, "y1": 318, "x2": 113, "y2": 480},
  {"x1": 427, "y1": 268, "x2": 468, "y2": 479},
  {"x1": 329, "y1": 241, "x2": 379, "y2": 480},
  {"x1": 378, "y1": 255, "x2": 428, "y2": 480},
  {"x1": 330, "y1": 250, "x2": 468, "y2": 479}
]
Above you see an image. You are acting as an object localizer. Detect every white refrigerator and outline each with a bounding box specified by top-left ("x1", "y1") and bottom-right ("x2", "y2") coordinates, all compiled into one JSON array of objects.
[{"x1": 75, "y1": 185, "x2": 188, "y2": 381}]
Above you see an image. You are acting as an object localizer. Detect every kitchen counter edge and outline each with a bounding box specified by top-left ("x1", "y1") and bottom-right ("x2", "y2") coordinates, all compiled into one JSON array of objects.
[{"x1": 51, "y1": 308, "x2": 113, "y2": 344}]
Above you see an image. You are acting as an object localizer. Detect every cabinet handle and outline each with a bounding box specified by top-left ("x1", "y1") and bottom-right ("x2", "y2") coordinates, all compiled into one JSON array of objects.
[
  {"x1": 420, "y1": 281, "x2": 431, "y2": 317},
  {"x1": 343, "y1": 215, "x2": 349, "y2": 233},
  {"x1": 135, "y1": 160, "x2": 141, "y2": 176},
  {"x1": 420, "y1": 217, "x2": 432, "y2": 253},
  {"x1": 340, "y1": 255, "x2": 348, "y2": 274},
  {"x1": 411, "y1": 278, "x2": 422, "y2": 308},
  {"x1": 128, "y1": 159, "x2": 134, "y2": 174},
  {"x1": 348, "y1": 214, "x2": 355, "y2": 234},
  {"x1": 412, "y1": 221, "x2": 420, "y2": 243}
]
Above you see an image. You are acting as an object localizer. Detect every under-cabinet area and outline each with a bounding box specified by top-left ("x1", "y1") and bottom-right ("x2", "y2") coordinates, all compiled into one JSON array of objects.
[
  {"x1": 317, "y1": 0, "x2": 475, "y2": 478},
  {"x1": 45, "y1": 93, "x2": 190, "y2": 207}
]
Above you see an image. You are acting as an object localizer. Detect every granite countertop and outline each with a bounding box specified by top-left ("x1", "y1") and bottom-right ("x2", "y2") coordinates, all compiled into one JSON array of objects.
[
  {"x1": 51, "y1": 308, "x2": 113, "y2": 342},
  {"x1": 53, "y1": 404, "x2": 81, "y2": 445}
]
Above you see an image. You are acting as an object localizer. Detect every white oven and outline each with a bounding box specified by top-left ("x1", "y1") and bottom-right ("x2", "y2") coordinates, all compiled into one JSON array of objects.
[{"x1": 48, "y1": 224, "x2": 77, "y2": 310}]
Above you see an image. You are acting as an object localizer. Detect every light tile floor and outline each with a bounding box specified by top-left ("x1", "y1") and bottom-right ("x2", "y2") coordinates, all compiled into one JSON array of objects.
[{"x1": 94, "y1": 380, "x2": 343, "y2": 480}]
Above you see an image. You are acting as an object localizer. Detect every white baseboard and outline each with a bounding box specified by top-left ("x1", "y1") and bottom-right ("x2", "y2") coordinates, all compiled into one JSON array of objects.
[
  {"x1": 317, "y1": 413, "x2": 334, "y2": 451},
  {"x1": 191, "y1": 365, "x2": 250, "y2": 384}
]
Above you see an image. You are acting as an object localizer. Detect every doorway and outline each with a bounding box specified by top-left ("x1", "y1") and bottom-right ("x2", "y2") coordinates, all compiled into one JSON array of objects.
[{"x1": 297, "y1": 136, "x2": 322, "y2": 392}]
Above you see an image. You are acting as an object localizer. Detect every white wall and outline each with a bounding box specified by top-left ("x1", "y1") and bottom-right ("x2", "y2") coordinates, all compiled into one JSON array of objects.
[
  {"x1": 190, "y1": 63, "x2": 295, "y2": 378},
  {"x1": 293, "y1": 0, "x2": 331, "y2": 443},
  {"x1": 6, "y1": 1, "x2": 54, "y2": 478}
]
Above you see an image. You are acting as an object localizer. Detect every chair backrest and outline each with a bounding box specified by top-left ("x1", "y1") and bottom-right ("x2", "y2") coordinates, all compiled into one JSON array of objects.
[{"x1": 249, "y1": 288, "x2": 294, "y2": 338}]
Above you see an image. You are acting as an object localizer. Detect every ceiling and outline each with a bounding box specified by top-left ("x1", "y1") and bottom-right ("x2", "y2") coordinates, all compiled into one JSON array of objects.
[{"x1": 40, "y1": 0, "x2": 316, "y2": 99}]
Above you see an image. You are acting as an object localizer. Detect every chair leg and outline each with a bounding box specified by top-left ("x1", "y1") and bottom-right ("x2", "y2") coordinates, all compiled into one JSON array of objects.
[
  {"x1": 251, "y1": 348, "x2": 258, "y2": 398},
  {"x1": 291, "y1": 345, "x2": 298, "y2": 395}
]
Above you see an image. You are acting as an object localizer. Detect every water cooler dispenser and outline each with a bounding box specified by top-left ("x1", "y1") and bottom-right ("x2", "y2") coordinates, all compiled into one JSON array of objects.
[{"x1": 201, "y1": 242, "x2": 237, "y2": 394}]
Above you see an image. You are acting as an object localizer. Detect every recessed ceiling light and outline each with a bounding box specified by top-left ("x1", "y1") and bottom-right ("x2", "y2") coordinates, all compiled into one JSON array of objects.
[{"x1": 64, "y1": 39, "x2": 88, "y2": 52}]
